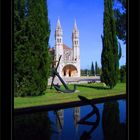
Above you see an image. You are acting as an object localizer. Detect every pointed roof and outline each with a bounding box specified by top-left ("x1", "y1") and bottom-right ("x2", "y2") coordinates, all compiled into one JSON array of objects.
[
  {"x1": 56, "y1": 18, "x2": 61, "y2": 29},
  {"x1": 73, "y1": 19, "x2": 79, "y2": 33},
  {"x1": 74, "y1": 19, "x2": 78, "y2": 30}
]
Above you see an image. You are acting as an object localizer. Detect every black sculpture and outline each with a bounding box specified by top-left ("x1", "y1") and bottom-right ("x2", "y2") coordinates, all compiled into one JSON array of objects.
[
  {"x1": 50, "y1": 55, "x2": 76, "y2": 93},
  {"x1": 78, "y1": 95, "x2": 100, "y2": 140}
]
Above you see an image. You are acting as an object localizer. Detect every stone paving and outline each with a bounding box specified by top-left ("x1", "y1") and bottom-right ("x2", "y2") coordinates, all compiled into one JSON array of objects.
[{"x1": 48, "y1": 76, "x2": 101, "y2": 85}]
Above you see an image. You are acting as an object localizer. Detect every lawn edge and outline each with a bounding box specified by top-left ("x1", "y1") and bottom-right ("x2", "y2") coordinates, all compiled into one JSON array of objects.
[{"x1": 14, "y1": 93, "x2": 126, "y2": 115}]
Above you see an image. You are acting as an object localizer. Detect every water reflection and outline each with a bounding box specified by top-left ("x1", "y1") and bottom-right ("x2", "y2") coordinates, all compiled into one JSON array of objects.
[
  {"x1": 54, "y1": 107, "x2": 81, "y2": 132},
  {"x1": 74, "y1": 107, "x2": 80, "y2": 131},
  {"x1": 55, "y1": 109, "x2": 64, "y2": 133},
  {"x1": 79, "y1": 105, "x2": 100, "y2": 140},
  {"x1": 14, "y1": 99, "x2": 126, "y2": 140},
  {"x1": 14, "y1": 112, "x2": 51, "y2": 140},
  {"x1": 102, "y1": 101, "x2": 126, "y2": 140}
]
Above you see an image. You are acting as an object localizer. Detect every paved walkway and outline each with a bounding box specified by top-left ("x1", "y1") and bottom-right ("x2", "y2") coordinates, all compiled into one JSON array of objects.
[{"x1": 48, "y1": 76, "x2": 101, "y2": 85}]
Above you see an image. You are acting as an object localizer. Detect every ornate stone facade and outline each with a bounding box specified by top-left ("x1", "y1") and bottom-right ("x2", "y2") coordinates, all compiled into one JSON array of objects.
[{"x1": 53, "y1": 19, "x2": 80, "y2": 77}]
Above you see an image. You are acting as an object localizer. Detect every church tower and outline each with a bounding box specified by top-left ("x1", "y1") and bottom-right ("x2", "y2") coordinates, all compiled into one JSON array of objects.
[
  {"x1": 72, "y1": 20, "x2": 80, "y2": 77},
  {"x1": 54, "y1": 19, "x2": 80, "y2": 78},
  {"x1": 55, "y1": 19, "x2": 63, "y2": 76},
  {"x1": 55, "y1": 19, "x2": 63, "y2": 61}
]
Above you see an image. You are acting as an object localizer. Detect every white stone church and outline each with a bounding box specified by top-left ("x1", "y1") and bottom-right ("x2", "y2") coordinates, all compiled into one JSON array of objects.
[{"x1": 51, "y1": 19, "x2": 80, "y2": 77}]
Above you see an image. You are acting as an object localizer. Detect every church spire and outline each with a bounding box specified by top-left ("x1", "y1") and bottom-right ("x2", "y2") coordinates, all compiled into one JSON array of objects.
[
  {"x1": 55, "y1": 18, "x2": 63, "y2": 37},
  {"x1": 74, "y1": 19, "x2": 78, "y2": 31},
  {"x1": 72, "y1": 19, "x2": 79, "y2": 36},
  {"x1": 56, "y1": 18, "x2": 61, "y2": 29}
]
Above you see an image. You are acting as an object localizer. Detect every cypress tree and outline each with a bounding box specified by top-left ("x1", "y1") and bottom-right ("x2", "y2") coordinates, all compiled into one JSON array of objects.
[
  {"x1": 120, "y1": 65, "x2": 126, "y2": 83},
  {"x1": 27, "y1": 0, "x2": 51, "y2": 96},
  {"x1": 101, "y1": 0, "x2": 119, "y2": 89},
  {"x1": 95, "y1": 61, "x2": 98, "y2": 75},
  {"x1": 91, "y1": 62, "x2": 95, "y2": 76},
  {"x1": 14, "y1": 0, "x2": 51, "y2": 96},
  {"x1": 14, "y1": 0, "x2": 29, "y2": 96}
]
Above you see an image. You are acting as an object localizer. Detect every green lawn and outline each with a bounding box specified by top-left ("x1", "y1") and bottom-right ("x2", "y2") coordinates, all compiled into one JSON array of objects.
[{"x1": 14, "y1": 83, "x2": 126, "y2": 109}]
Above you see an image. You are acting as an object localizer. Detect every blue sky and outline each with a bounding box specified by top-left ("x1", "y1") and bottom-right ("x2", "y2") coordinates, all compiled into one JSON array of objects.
[{"x1": 47, "y1": 0, "x2": 126, "y2": 69}]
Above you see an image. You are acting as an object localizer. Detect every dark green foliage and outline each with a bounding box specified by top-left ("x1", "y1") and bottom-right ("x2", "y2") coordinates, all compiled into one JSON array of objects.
[
  {"x1": 101, "y1": 0, "x2": 119, "y2": 89},
  {"x1": 49, "y1": 47, "x2": 56, "y2": 76},
  {"x1": 81, "y1": 69, "x2": 89, "y2": 76},
  {"x1": 102, "y1": 101, "x2": 126, "y2": 140},
  {"x1": 120, "y1": 65, "x2": 126, "y2": 82},
  {"x1": 115, "y1": 10, "x2": 126, "y2": 43},
  {"x1": 81, "y1": 69, "x2": 86, "y2": 76},
  {"x1": 91, "y1": 62, "x2": 95, "y2": 76},
  {"x1": 14, "y1": 0, "x2": 51, "y2": 96},
  {"x1": 114, "y1": 0, "x2": 126, "y2": 43},
  {"x1": 98, "y1": 67, "x2": 102, "y2": 75},
  {"x1": 95, "y1": 61, "x2": 98, "y2": 75},
  {"x1": 118, "y1": 42, "x2": 122, "y2": 60},
  {"x1": 95, "y1": 61, "x2": 100, "y2": 75},
  {"x1": 85, "y1": 69, "x2": 89, "y2": 76}
]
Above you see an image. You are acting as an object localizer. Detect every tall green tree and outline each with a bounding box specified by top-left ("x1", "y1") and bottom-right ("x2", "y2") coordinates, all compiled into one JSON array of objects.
[
  {"x1": 91, "y1": 62, "x2": 95, "y2": 76},
  {"x1": 95, "y1": 61, "x2": 99, "y2": 75},
  {"x1": 95, "y1": 61, "x2": 100, "y2": 75},
  {"x1": 14, "y1": 0, "x2": 51, "y2": 96},
  {"x1": 119, "y1": 65, "x2": 126, "y2": 82},
  {"x1": 14, "y1": 0, "x2": 29, "y2": 96},
  {"x1": 113, "y1": 0, "x2": 126, "y2": 43},
  {"x1": 101, "y1": 0, "x2": 119, "y2": 89}
]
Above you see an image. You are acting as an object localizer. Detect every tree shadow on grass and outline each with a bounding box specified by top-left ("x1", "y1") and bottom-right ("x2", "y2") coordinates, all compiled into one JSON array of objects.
[{"x1": 76, "y1": 84, "x2": 110, "y2": 90}]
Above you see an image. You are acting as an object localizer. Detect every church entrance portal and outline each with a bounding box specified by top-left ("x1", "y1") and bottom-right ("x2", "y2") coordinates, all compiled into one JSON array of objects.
[{"x1": 62, "y1": 65, "x2": 78, "y2": 77}]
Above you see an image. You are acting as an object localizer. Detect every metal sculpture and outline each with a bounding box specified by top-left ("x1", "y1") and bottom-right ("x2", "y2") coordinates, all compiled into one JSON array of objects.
[{"x1": 50, "y1": 55, "x2": 76, "y2": 93}]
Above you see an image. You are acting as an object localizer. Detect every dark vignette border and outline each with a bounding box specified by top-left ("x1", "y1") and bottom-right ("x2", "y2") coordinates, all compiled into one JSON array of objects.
[
  {"x1": 0, "y1": 0, "x2": 139, "y2": 140},
  {"x1": 1, "y1": 0, "x2": 12, "y2": 140},
  {"x1": 129, "y1": 0, "x2": 140, "y2": 140}
]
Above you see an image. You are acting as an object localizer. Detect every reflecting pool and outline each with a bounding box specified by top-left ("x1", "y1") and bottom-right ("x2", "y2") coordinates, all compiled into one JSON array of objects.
[{"x1": 14, "y1": 99, "x2": 126, "y2": 140}]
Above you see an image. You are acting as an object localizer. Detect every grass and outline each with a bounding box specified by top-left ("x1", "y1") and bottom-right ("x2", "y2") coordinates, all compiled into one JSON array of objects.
[{"x1": 14, "y1": 82, "x2": 126, "y2": 109}]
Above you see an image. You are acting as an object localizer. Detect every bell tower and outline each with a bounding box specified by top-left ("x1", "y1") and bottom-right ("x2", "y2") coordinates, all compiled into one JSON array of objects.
[
  {"x1": 72, "y1": 20, "x2": 80, "y2": 61},
  {"x1": 72, "y1": 20, "x2": 80, "y2": 77},
  {"x1": 55, "y1": 18, "x2": 63, "y2": 61}
]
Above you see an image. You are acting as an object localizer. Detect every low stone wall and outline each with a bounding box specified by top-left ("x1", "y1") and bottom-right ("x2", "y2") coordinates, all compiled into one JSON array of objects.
[{"x1": 48, "y1": 76, "x2": 100, "y2": 85}]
